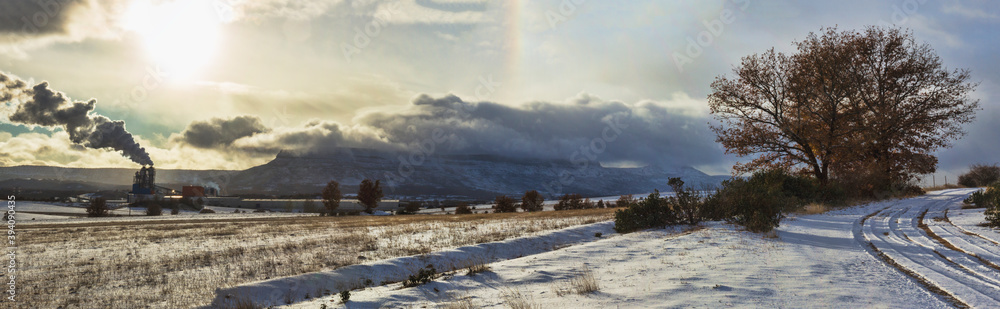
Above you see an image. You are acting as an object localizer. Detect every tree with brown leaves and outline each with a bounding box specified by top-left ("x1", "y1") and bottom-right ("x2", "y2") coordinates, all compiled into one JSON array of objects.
[
  {"x1": 709, "y1": 26, "x2": 978, "y2": 193},
  {"x1": 357, "y1": 179, "x2": 383, "y2": 214},
  {"x1": 322, "y1": 180, "x2": 342, "y2": 215},
  {"x1": 492, "y1": 195, "x2": 518, "y2": 213},
  {"x1": 520, "y1": 190, "x2": 544, "y2": 212}
]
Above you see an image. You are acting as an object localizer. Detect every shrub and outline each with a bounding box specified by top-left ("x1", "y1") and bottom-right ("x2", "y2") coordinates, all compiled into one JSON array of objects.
[
  {"x1": 712, "y1": 170, "x2": 797, "y2": 233},
  {"x1": 455, "y1": 203, "x2": 473, "y2": 214},
  {"x1": 399, "y1": 201, "x2": 422, "y2": 215},
  {"x1": 596, "y1": 200, "x2": 605, "y2": 208},
  {"x1": 959, "y1": 164, "x2": 1000, "y2": 187},
  {"x1": 965, "y1": 181, "x2": 1000, "y2": 209},
  {"x1": 986, "y1": 193, "x2": 1000, "y2": 227},
  {"x1": 339, "y1": 291, "x2": 350, "y2": 304},
  {"x1": 669, "y1": 178, "x2": 703, "y2": 225},
  {"x1": 199, "y1": 208, "x2": 216, "y2": 214},
  {"x1": 492, "y1": 195, "x2": 518, "y2": 213},
  {"x1": 613, "y1": 191, "x2": 677, "y2": 233},
  {"x1": 403, "y1": 264, "x2": 437, "y2": 287},
  {"x1": 520, "y1": 190, "x2": 544, "y2": 212},
  {"x1": 171, "y1": 203, "x2": 180, "y2": 215},
  {"x1": 146, "y1": 203, "x2": 162, "y2": 216},
  {"x1": 86, "y1": 197, "x2": 109, "y2": 217},
  {"x1": 614, "y1": 194, "x2": 635, "y2": 208}
]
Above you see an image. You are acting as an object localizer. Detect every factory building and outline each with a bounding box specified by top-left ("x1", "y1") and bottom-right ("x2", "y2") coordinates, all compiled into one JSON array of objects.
[{"x1": 128, "y1": 165, "x2": 158, "y2": 203}]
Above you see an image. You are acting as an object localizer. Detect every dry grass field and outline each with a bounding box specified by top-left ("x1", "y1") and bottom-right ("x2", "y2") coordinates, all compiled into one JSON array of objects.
[{"x1": 15, "y1": 208, "x2": 615, "y2": 308}]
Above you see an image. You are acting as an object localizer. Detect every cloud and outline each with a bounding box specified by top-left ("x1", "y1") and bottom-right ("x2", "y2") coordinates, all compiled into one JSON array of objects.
[
  {"x1": 172, "y1": 116, "x2": 269, "y2": 149},
  {"x1": 942, "y1": 2, "x2": 999, "y2": 21},
  {"x1": 0, "y1": 0, "x2": 128, "y2": 56},
  {"x1": 188, "y1": 93, "x2": 724, "y2": 168}
]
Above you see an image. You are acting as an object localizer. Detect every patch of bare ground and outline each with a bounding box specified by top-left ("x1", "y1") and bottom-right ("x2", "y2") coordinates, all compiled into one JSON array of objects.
[{"x1": 18, "y1": 208, "x2": 614, "y2": 308}]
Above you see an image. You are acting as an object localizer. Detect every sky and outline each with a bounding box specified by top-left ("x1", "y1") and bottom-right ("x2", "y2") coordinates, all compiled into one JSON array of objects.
[{"x1": 0, "y1": 0, "x2": 997, "y2": 181}]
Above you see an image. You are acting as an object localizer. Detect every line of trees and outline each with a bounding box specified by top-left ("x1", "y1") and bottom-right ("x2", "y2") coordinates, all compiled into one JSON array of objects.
[{"x1": 321, "y1": 179, "x2": 384, "y2": 215}]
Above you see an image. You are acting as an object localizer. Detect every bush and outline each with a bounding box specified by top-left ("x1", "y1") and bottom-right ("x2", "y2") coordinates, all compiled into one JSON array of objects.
[
  {"x1": 171, "y1": 203, "x2": 180, "y2": 215},
  {"x1": 613, "y1": 191, "x2": 677, "y2": 233},
  {"x1": 965, "y1": 181, "x2": 1000, "y2": 209},
  {"x1": 403, "y1": 264, "x2": 437, "y2": 287},
  {"x1": 520, "y1": 190, "x2": 544, "y2": 212},
  {"x1": 398, "y1": 201, "x2": 422, "y2": 215},
  {"x1": 492, "y1": 195, "x2": 518, "y2": 213},
  {"x1": 146, "y1": 203, "x2": 162, "y2": 216},
  {"x1": 199, "y1": 208, "x2": 216, "y2": 214},
  {"x1": 669, "y1": 178, "x2": 703, "y2": 225},
  {"x1": 986, "y1": 193, "x2": 1000, "y2": 227},
  {"x1": 339, "y1": 291, "x2": 350, "y2": 304},
  {"x1": 455, "y1": 203, "x2": 473, "y2": 214},
  {"x1": 614, "y1": 194, "x2": 635, "y2": 208},
  {"x1": 86, "y1": 197, "x2": 109, "y2": 217},
  {"x1": 711, "y1": 170, "x2": 797, "y2": 233},
  {"x1": 959, "y1": 164, "x2": 1000, "y2": 187}
]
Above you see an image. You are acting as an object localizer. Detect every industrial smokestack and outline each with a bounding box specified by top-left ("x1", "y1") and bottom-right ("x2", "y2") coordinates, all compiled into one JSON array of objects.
[{"x1": 0, "y1": 72, "x2": 154, "y2": 166}]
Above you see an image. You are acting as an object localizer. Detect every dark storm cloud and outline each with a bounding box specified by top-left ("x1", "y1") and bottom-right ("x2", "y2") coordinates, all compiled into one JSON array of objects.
[
  {"x1": 175, "y1": 116, "x2": 270, "y2": 149},
  {"x1": 0, "y1": 0, "x2": 85, "y2": 34},
  {"x1": 0, "y1": 71, "x2": 154, "y2": 165},
  {"x1": 357, "y1": 93, "x2": 722, "y2": 166},
  {"x1": 212, "y1": 93, "x2": 723, "y2": 168}
]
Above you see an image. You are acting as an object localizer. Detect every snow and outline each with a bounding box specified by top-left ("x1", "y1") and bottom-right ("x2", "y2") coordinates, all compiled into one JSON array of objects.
[
  {"x1": 859, "y1": 189, "x2": 1000, "y2": 307},
  {"x1": 200, "y1": 189, "x2": 1000, "y2": 308},
  {"x1": 207, "y1": 221, "x2": 615, "y2": 308}
]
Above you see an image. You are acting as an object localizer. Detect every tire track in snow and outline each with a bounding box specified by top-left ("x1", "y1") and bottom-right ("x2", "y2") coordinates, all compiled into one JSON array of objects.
[{"x1": 855, "y1": 189, "x2": 1000, "y2": 308}]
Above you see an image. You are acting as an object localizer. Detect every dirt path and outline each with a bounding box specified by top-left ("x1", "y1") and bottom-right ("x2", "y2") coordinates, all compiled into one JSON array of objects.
[{"x1": 857, "y1": 188, "x2": 1000, "y2": 308}]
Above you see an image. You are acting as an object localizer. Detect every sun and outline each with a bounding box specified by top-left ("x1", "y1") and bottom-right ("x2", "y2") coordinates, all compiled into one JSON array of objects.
[{"x1": 122, "y1": 0, "x2": 228, "y2": 81}]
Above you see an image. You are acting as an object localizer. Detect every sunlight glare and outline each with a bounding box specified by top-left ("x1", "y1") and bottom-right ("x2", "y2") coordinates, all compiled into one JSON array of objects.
[{"x1": 122, "y1": 0, "x2": 225, "y2": 81}]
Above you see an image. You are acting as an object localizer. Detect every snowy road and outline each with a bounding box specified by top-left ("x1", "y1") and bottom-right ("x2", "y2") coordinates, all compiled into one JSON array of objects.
[{"x1": 859, "y1": 188, "x2": 1000, "y2": 308}]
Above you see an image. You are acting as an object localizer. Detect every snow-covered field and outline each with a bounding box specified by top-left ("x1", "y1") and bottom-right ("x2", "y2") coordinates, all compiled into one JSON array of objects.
[
  {"x1": 257, "y1": 189, "x2": 998, "y2": 308},
  {"x1": 14, "y1": 208, "x2": 613, "y2": 308}
]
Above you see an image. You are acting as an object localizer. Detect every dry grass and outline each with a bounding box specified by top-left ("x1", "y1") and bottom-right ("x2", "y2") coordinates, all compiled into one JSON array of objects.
[
  {"x1": 17, "y1": 208, "x2": 614, "y2": 308},
  {"x1": 568, "y1": 265, "x2": 600, "y2": 294},
  {"x1": 464, "y1": 256, "x2": 491, "y2": 276},
  {"x1": 796, "y1": 202, "x2": 829, "y2": 215},
  {"x1": 553, "y1": 264, "x2": 600, "y2": 296},
  {"x1": 922, "y1": 184, "x2": 965, "y2": 191},
  {"x1": 500, "y1": 287, "x2": 539, "y2": 309},
  {"x1": 441, "y1": 292, "x2": 479, "y2": 309}
]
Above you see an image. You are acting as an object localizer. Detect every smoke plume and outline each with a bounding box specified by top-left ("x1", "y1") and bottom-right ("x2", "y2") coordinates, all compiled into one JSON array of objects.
[{"x1": 0, "y1": 72, "x2": 154, "y2": 165}]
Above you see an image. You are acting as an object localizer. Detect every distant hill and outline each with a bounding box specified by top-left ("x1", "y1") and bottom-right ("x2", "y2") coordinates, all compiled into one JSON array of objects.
[
  {"x1": 224, "y1": 148, "x2": 730, "y2": 199},
  {"x1": 0, "y1": 149, "x2": 730, "y2": 199}
]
